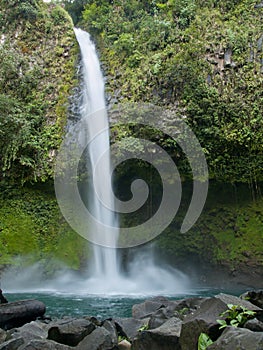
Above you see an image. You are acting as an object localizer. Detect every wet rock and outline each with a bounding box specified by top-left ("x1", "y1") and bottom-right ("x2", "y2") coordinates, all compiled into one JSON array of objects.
[
  {"x1": 241, "y1": 289, "x2": 263, "y2": 309},
  {"x1": 20, "y1": 339, "x2": 71, "y2": 350},
  {"x1": 76, "y1": 326, "x2": 117, "y2": 350},
  {"x1": 7, "y1": 321, "x2": 47, "y2": 344},
  {"x1": 0, "y1": 329, "x2": 6, "y2": 344},
  {"x1": 0, "y1": 300, "x2": 46, "y2": 330},
  {"x1": 132, "y1": 317, "x2": 182, "y2": 350},
  {"x1": 132, "y1": 297, "x2": 174, "y2": 319},
  {"x1": 244, "y1": 318, "x2": 263, "y2": 332},
  {"x1": 207, "y1": 326, "x2": 263, "y2": 349},
  {"x1": 115, "y1": 318, "x2": 147, "y2": 341},
  {"x1": 48, "y1": 318, "x2": 95, "y2": 346},
  {"x1": 102, "y1": 319, "x2": 118, "y2": 344},
  {"x1": 179, "y1": 293, "x2": 262, "y2": 350},
  {"x1": 0, "y1": 337, "x2": 24, "y2": 350}
]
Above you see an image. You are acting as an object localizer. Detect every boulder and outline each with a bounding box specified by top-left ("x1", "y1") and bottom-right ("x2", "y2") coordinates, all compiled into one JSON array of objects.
[
  {"x1": 102, "y1": 320, "x2": 118, "y2": 344},
  {"x1": 0, "y1": 300, "x2": 46, "y2": 330},
  {"x1": 76, "y1": 326, "x2": 117, "y2": 350},
  {"x1": 207, "y1": 326, "x2": 263, "y2": 350},
  {"x1": 132, "y1": 297, "x2": 174, "y2": 319},
  {"x1": 19, "y1": 339, "x2": 71, "y2": 350},
  {"x1": 0, "y1": 329, "x2": 6, "y2": 344},
  {"x1": 132, "y1": 317, "x2": 182, "y2": 350},
  {"x1": 118, "y1": 339, "x2": 131, "y2": 349},
  {"x1": 114, "y1": 318, "x2": 148, "y2": 340},
  {"x1": 7, "y1": 321, "x2": 47, "y2": 343},
  {"x1": 241, "y1": 290, "x2": 263, "y2": 309},
  {"x1": 244, "y1": 318, "x2": 263, "y2": 332},
  {"x1": 48, "y1": 318, "x2": 95, "y2": 346},
  {"x1": 179, "y1": 293, "x2": 262, "y2": 350},
  {"x1": 0, "y1": 337, "x2": 24, "y2": 350}
]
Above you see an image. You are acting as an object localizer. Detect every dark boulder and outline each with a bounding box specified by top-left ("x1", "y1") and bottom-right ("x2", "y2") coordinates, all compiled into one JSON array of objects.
[
  {"x1": 76, "y1": 326, "x2": 117, "y2": 350},
  {"x1": 0, "y1": 300, "x2": 46, "y2": 330},
  {"x1": 48, "y1": 318, "x2": 95, "y2": 346},
  {"x1": 244, "y1": 318, "x2": 263, "y2": 332},
  {"x1": 0, "y1": 337, "x2": 24, "y2": 350},
  {"x1": 114, "y1": 317, "x2": 148, "y2": 341},
  {"x1": 132, "y1": 297, "x2": 173, "y2": 319},
  {"x1": 179, "y1": 293, "x2": 262, "y2": 350},
  {"x1": 132, "y1": 317, "x2": 182, "y2": 350},
  {"x1": 20, "y1": 339, "x2": 71, "y2": 350},
  {"x1": 241, "y1": 290, "x2": 263, "y2": 309},
  {"x1": 0, "y1": 329, "x2": 6, "y2": 345},
  {"x1": 207, "y1": 326, "x2": 263, "y2": 350}
]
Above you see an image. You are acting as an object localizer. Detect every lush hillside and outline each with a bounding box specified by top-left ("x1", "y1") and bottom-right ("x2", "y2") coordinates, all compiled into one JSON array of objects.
[
  {"x1": 0, "y1": 0, "x2": 76, "y2": 183},
  {"x1": 0, "y1": 0, "x2": 88, "y2": 271}
]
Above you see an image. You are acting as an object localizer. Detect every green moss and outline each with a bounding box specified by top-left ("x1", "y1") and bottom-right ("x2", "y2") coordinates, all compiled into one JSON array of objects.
[{"x1": 0, "y1": 184, "x2": 89, "y2": 271}]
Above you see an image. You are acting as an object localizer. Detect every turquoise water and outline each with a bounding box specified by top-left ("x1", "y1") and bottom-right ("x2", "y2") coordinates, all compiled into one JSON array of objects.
[{"x1": 4, "y1": 289, "x2": 241, "y2": 319}]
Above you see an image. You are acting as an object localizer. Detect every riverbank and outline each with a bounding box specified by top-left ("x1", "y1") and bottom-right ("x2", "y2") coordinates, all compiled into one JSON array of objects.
[{"x1": 0, "y1": 290, "x2": 262, "y2": 349}]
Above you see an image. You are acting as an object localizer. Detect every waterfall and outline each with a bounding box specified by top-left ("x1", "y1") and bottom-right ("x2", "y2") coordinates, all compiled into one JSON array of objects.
[
  {"x1": 74, "y1": 28, "x2": 119, "y2": 283},
  {"x1": 0, "y1": 27, "x2": 191, "y2": 295}
]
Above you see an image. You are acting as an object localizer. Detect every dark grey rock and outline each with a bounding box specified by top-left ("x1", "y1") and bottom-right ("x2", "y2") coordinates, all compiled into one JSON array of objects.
[
  {"x1": 132, "y1": 297, "x2": 173, "y2": 319},
  {"x1": 241, "y1": 290, "x2": 263, "y2": 309},
  {"x1": 7, "y1": 321, "x2": 47, "y2": 343},
  {"x1": 148, "y1": 304, "x2": 180, "y2": 329},
  {"x1": 20, "y1": 339, "x2": 71, "y2": 350},
  {"x1": 48, "y1": 318, "x2": 95, "y2": 346},
  {"x1": 0, "y1": 300, "x2": 46, "y2": 330},
  {"x1": 76, "y1": 327, "x2": 117, "y2": 350},
  {"x1": 132, "y1": 317, "x2": 182, "y2": 350},
  {"x1": 102, "y1": 320, "x2": 118, "y2": 344},
  {"x1": 180, "y1": 293, "x2": 262, "y2": 350},
  {"x1": 244, "y1": 318, "x2": 263, "y2": 332},
  {"x1": 0, "y1": 329, "x2": 6, "y2": 344},
  {"x1": 0, "y1": 337, "x2": 24, "y2": 350},
  {"x1": 207, "y1": 326, "x2": 263, "y2": 350},
  {"x1": 115, "y1": 318, "x2": 147, "y2": 341}
]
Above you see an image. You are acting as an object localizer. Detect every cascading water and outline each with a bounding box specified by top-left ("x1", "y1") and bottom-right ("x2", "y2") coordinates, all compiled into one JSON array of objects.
[{"x1": 74, "y1": 28, "x2": 119, "y2": 283}]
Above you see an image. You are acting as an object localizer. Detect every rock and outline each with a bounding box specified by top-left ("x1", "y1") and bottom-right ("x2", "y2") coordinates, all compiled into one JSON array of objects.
[
  {"x1": 174, "y1": 297, "x2": 207, "y2": 315},
  {"x1": 207, "y1": 326, "x2": 263, "y2": 350},
  {"x1": 102, "y1": 319, "x2": 118, "y2": 344},
  {"x1": 132, "y1": 297, "x2": 174, "y2": 319},
  {"x1": 241, "y1": 290, "x2": 263, "y2": 309},
  {"x1": 19, "y1": 339, "x2": 71, "y2": 350},
  {"x1": 0, "y1": 337, "x2": 24, "y2": 350},
  {"x1": 244, "y1": 318, "x2": 263, "y2": 332},
  {"x1": 0, "y1": 300, "x2": 46, "y2": 330},
  {"x1": 76, "y1": 327, "x2": 117, "y2": 350},
  {"x1": 48, "y1": 318, "x2": 95, "y2": 346},
  {"x1": 0, "y1": 329, "x2": 6, "y2": 344},
  {"x1": 7, "y1": 321, "x2": 47, "y2": 343},
  {"x1": 224, "y1": 48, "x2": 232, "y2": 67},
  {"x1": 132, "y1": 317, "x2": 182, "y2": 350},
  {"x1": 115, "y1": 318, "x2": 147, "y2": 340},
  {"x1": 179, "y1": 293, "x2": 262, "y2": 350},
  {"x1": 118, "y1": 339, "x2": 131, "y2": 349}
]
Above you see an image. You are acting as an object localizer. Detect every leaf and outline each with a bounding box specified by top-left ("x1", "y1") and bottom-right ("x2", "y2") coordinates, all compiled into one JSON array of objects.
[{"x1": 198, "y1": 333, "x2": 213, "y2": 350}]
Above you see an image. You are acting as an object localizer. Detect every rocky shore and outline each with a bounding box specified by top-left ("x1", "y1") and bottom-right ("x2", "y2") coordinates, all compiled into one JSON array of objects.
[{"x1": 0, "y1": 290, "x2": 263, "y2": 350}]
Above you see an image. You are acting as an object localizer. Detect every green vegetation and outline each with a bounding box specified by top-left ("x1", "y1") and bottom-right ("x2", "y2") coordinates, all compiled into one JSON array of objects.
[
  {"x1": 0, "y1": 184, "x2": 88, "y2": 270},
  {"x1": 198, "y1": 333, "x2": 213, "y2": 350},
  {"x1": 78, "y1": 0, "x2": 263, "y2": 184},
  {"x1": 217, "y1": 303, "x2": 256, "y2": 329},
  {"x1": 0, "y1": 0, "x2": 77, "y2": 183}
]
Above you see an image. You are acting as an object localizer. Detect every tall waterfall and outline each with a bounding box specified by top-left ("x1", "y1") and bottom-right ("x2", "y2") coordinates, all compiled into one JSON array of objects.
[
  {"x1": 2, "y1": 28, "x2": 191, "y2": 295},
  {"x1": 74, "y1": 28, "x2": 119, "y2": 282}
]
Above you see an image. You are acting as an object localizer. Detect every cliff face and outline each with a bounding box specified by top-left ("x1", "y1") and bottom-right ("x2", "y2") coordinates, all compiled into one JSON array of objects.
[{"x1": 0, "y1": 0, "x2": 77, "y2": 182}]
